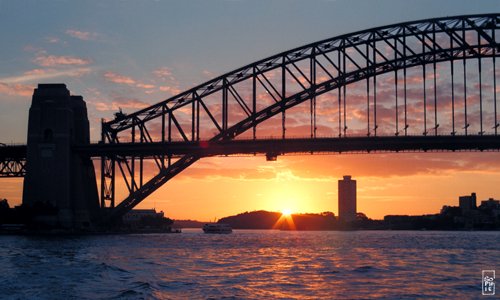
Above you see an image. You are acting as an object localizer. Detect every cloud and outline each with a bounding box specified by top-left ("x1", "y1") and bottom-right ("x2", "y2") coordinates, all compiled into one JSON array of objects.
[
  {"x1": 136, "y1": 83, "x2": 155, "y2": 89},
  {"x1": 104, "y1": 67, "x2": 181, "y2": 95},
  {"x1": 104, "y1": 71, "x2": 163, "y2": 91},
  {"x1": 104, "y1": 72, "x2": 136, "y2": 85},
  {"x1": 0, "y1": 68, "x2": 92, "y2": 84},
  {"x1": 23, "y1": 45, "x2": 44, "y2": 53},
  {"x1": 45, "y1": 37, "x2": 60, "y2": 44},
  {"x1": 153, "y1": 67, "x2": 175, "y2": 81},
  {"x1": 65, "y1": 29, "x2": 99, "y2": 41},
  {"x1": 159, "y1": 85, "x2": 181, "y2": 95},
  {"x1": 202, "y1": 70, "x2": 216, "y2": 78},
  {"x1": 284, "y1": 152, "x2": 500, "y2": 179},
  {"x1": 33, "y1": 54, "x2": 92, "y2": 67},
  {"x1": 0, "y1": 67, "x2": 91, "y2": 97},
  {"x1": 91, "y1": 97, "x2": 150, "y2": 112},
  {"x1": 153, "y1": 67, "x2": 181, "y2": 95},
  {"x1": 0, "y1": 83, "x2": 34, "y2": 97}
]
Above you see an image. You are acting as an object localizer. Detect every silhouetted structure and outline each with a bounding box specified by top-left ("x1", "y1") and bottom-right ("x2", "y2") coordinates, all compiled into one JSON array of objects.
[
  {"x1": 388, "y1": 193, "x2": 500, "y2": 230},
  {"x1": 338, "y1": 175, "x2": 357, "y2": 222},
  {"x1": 219, "y1": 210, "x2": 282, "y2": 229},
  {"x1": 459, "y1": 193, "x2": 477, "y2": 212},
  {"x1": 22, "y1": 84, "x2": 99, "y2": 229},
  {"x1": 217, "y1": 210, "x2": 382, "y2": 230},
  {"x1": 481, "y1": 198, "x2": 500, "y2": 210},
  {"x1": 121, "y1": 208, "x2": 174, "y2": 232},
  {"x1": 0, "y1": 14, "x2": 499, "y2": 229},
  {"x1": 123, "y1": 209, "x2": 164, "y2": 223}
]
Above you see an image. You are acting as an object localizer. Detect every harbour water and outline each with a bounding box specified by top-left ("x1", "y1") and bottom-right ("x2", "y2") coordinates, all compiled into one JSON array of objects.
[{"x1": 1, "y1": 230, "x2": 498, "y2": 299}]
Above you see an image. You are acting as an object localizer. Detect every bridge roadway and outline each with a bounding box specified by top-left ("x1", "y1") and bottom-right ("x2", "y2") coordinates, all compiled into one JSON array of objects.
[
  {"x1": 3, "y1": 136, "x2": 500, "y2": 163},
  {"x1": 77, "y1": 135, "x2": 500, "y2": 157},
  {"x1": 0, "y1": 144, "x2": 26, "y2": 159}
]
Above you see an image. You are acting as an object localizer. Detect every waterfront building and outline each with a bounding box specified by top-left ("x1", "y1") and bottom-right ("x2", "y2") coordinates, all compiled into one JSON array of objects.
[
  {"x1": 459, "y1": 193, "x2": 477, "y2": 212},
  {"x1": 123, "y1": 209, "x2": 164, "y2": 223},
  {"x1": 480, "y1": 198, "x2": 500, "y2": 209},
  {"x1": 338, "y1": 175, "x2": 356, "y2": 222}
]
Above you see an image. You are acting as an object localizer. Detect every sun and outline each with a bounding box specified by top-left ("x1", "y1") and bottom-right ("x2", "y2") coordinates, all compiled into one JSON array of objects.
[{"x1": 275, "y1": 208, "x2": 296, "y2": 230}]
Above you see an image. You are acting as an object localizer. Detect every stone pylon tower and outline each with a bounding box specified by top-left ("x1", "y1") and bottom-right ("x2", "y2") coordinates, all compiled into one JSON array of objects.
[{"x1": 22, "y1": 84, "x2": 99, "y2": 228}]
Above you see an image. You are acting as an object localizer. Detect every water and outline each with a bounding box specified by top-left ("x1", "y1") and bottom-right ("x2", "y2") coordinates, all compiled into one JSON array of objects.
[{"x1": 0, "y1": 230, "x2": 498, "y2": 299}]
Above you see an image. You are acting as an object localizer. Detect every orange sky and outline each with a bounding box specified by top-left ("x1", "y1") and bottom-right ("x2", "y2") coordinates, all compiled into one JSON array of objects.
[
  {"x1": 141, "y1": 152, "x2": 500, "y2": 221},
  {"x1": 152, "y1": 153, "x2": 500, "y2": 220},
  {"x1": 5, "y1": 152, "x2": 498, "y2": 221}
]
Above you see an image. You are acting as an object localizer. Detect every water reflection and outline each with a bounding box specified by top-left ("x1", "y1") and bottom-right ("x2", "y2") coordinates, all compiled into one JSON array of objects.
[{"x1": 0, "y1": 230, "x2": 498, "y2": 299}]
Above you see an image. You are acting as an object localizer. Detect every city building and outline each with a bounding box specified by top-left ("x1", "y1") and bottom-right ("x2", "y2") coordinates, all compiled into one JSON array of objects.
[
  {"x1": 459, "y1": 193, "x2": 477, "y2": 212},
  {"x1": 479, "y1": 198, "x2": 500, "y2": 219},
  {"x1": 123, "y1": 209, "x2": 164, "y2": 223},
  {"x1": 338, "y1": 175, "x2": 357, "y2": 222},
  {"x1": 480, "y1": 198, "x2": 500, "y2": 209}
]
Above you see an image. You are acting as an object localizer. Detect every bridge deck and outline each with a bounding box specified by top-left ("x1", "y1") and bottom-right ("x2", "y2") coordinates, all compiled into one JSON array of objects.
[
  {"x1": 0, "y1": 145, "x2": 26, "y2": 159},
  {"x1": 3, "y1": 135, "x2": 499, "y2": 162},
  {"x1": 74, "y1": 135, "x2": 500, "y2": 158}
]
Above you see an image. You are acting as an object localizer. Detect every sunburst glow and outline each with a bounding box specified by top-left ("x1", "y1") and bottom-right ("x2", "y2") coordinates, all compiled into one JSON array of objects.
[{"x1": 281, "y1": 208, "x2": 292, "y2": 216}]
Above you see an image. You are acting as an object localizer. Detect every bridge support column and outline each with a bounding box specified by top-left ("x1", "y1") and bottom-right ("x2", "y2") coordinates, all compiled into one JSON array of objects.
[{"x1": 22, "y1": 84, "x2": 99, "y2": 229}]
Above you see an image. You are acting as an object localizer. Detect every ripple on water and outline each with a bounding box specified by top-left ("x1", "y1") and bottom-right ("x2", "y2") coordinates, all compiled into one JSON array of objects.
[
  {"x1": 353, "y1": 265, "x2": 380, "y2": 273},
  {"x1": 157, "y1": 280, "x2": 197, "y2": 290},
  {"x1": 0, "y1": 231, "x2": 499, "y2": 299}
]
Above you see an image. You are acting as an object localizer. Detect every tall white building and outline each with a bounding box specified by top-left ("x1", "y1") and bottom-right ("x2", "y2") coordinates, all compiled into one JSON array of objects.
[{"x1": 338, "y1": 175, "x2": 357, "y2": 222}]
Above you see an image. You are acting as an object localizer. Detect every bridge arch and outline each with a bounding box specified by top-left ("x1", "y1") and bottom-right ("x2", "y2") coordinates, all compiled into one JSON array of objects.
[{"x1": 100, "y1": 14, "x2": 500, "y2": 219}]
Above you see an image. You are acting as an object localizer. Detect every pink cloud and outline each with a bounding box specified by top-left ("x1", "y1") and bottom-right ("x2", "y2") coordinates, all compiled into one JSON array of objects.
[
  {"x1": 0, "y1": 68, "x2": 92, "y2": 84},
  {"x1": 104, "y1": 71, "x2": 160, "y2": 91},
  {"x1": 202, "y1": 70, "x2": 216, "y2": 78},
  {"x1": 154, "y1": 67, "x2": 181, "y2": 95},
  {"x1": 136, "y1": 83, "x2": 155, "y2": 89},
  {"x1": 23, "y1": 69, "x2": 47, "y2": 76},
  {"x1": 159, "y1": 85, "x2": 181, "y2": 95},
  {"x1": 153, "y1": 67, "x2": 176, "y2": 81},
  {"x1": 92, "y1": 101, "x2": 111, "y2": 112},
  {"x1": 91, "y1": 97, "x2": 150, "y2": 112},
  {"x1": 23, "y1": 45, "x2": 44, "y2": 53},
  {"x1": 45, "y1": 37, "x2": 60, "y2": 44},
  {"x1": 33, "y1": 54, "x2": 91, "y2": 67},
  {"x1": 104, "y1": 72, "x2": 136, "y2": 85},
  {"x1": 65, "y1": 29, "x2": 99, "y2": 41},
  {"x1": 0, "y1": 83, "x2": 34, "y2": 97}
]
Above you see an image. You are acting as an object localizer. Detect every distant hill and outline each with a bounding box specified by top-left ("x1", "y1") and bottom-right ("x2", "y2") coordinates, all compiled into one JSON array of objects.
[
  {"x1": 173, "y1": 219, "x2": 205, "y2": 228},
  {"x1": 218, "y1": 210, "x2": 282, "y2": 229},
  {"x1": 290, "y1": 212, "x2": 338, "y2": 230},
  {"x1": 174, "y1": 211, "x2": 388, "y2": 231},
  {"x1": 218, "y1": 210, "x2": 339, "y2": 230}
]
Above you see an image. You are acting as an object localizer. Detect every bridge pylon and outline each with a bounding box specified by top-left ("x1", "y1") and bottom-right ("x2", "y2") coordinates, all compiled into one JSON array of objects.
[{"x1": 22, "y1": 84, "x2": 100, "y2": 229}]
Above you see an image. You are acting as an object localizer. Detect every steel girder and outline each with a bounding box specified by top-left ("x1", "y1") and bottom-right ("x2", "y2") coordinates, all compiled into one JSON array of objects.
[
  {"x1": 100, "y1": 14, "x2": 500, "y2": 220},
  {"x1": 0, "y1": 159, "x2": 26, "y2": 177},
  {"x1": 0, "y1": 145, "x2": 27, "y2": 177},
  {"x1": 78, "y1": 136, "x2": 500, "y2": 158}
]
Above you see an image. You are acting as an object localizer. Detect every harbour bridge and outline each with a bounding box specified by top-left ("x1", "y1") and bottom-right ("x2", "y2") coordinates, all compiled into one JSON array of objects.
[{"x1": 1, "y1": 14, "x2": 499, "y2": 227}]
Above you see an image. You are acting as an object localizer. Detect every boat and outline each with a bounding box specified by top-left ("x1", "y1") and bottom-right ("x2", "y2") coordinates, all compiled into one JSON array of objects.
[{"x1": 202, "y1": 223, "x2": 232, "y2": 234}]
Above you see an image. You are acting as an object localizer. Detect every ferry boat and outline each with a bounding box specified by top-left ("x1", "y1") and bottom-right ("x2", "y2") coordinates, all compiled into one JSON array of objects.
[{"x1": 202, "y1": 223, "x2": 232, "y2": 234}]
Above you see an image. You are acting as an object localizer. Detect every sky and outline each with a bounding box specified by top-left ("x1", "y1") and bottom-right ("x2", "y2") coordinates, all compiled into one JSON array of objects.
[{"x1": 0, "y1": 0, "x2": 499, "y2": 221}]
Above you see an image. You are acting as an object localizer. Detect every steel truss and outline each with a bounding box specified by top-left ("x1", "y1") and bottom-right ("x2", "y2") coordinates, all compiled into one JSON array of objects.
[
  {"x1": 100, "y1": 14, "x2": 500, "y2": 220},
  {"x1": 0, "y1": 145, "x2": 26, "y2": 177},
  {"x1": 0, "y1": 159, "x2": 26, "y2": 177}
]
